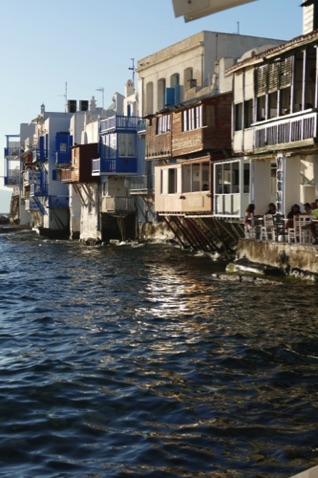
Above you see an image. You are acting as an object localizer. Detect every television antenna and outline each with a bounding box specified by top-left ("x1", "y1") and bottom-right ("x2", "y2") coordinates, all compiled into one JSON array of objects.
[
  {"x1": 96, "y1": 87, "x2": 104, "y2": 109},
  {"x1": 58, "y1": 81, "x2": 68, "y2": 112},
  {"x1": 129, "y1": 58, "x2": 135, "y2": 85}
]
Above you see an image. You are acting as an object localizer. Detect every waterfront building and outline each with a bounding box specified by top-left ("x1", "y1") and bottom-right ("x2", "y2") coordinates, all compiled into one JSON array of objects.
[
  {"x1": 60, "y1": 80, "x2": 146, "y2": 243},
  {"x1": 18, "y1": 103, "x2": 84, "y2": 236},
  {"x1": 90, "y1": 79, "x2": 146, "y2": 242},
  {"x1": 224, "y1": 1, "x2": 318, "y2": 218},
  {"x1": 136, "y1": 31, "x2": 284, "y2": 249},
  {"x1": 3, "y1": 134, "x2": 21, "y2": 222}
]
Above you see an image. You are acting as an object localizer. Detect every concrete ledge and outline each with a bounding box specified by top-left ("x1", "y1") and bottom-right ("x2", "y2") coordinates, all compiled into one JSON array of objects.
[{"x1": 235, "y1": 239, "x2": 318, "y2": 281}]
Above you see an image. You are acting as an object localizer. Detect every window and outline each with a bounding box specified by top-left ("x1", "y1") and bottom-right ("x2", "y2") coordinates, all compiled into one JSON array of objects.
[
  {"x1": 182, "y1": 105, "x2": 202, "y2": 131},
  {"x1": 156, "y1": 114, "x2": 171, "y2": 134},
  {"x1": 192, "y1": 164, "x2": 200, "y2": 192},
  {"x1": 157, "y1": 78, "x2": 166, "y2": 111},
  {"x1": 244, "y1": 100, "x2": 253, "y2": 128},
  {"x1": 146, "y1": 82, "x2": 154, "y2": 115},
  {"x1": 170, "y1": 73, "x2": 179, "y2": 88},
  {"x1": 270, "y1": 162, "x2": 277, "y2": 195},
  {"x1": 184, "y1": 67, "x2": 194, "y2": 90},
  {"x1": 181, "y1": 162, "x2": 209, "y2": 192},
  {"x1": 214, "y1": 160, "x2": 246, "y2": 194},
  {"x1": 244, "y1": 163, "x2": 250, "y2": 193},
  {"x1": 257, "y1": 96, "x2": 266, "y2": 121},
  {"x1": 168, "y1": 168, "x2": 177, "y2": 194},
  {"x1": 118, "y1": 133, "x2": 135, "y2": 157},
  {"x1": 235, "y1": 103, "x2": 243, "y2": 131},
  {"x1": 269, "y1": 91, "x2": 277, "y2": 119},
  {"x1": 182, "y1": 165, "x2": 191, "y2": 192}
]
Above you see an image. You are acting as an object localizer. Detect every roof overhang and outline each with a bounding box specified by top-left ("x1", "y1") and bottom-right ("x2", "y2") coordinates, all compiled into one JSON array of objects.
[{"x1": 172, "y1": 0, "x2": 257, "y2": 22}]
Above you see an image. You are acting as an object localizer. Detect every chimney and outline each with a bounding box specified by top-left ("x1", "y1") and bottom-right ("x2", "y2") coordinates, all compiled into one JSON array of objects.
[{"x1": 302, "y1": 0, "x2": 318, "y2": 34}]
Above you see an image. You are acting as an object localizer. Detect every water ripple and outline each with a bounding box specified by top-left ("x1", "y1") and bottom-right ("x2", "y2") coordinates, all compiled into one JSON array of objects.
[{"x1": 0, "y1": 234, "x2": 318, "y2": 477}]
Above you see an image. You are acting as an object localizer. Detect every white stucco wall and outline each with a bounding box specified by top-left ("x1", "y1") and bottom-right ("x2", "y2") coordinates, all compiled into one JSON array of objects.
[
  {"x1": 79, "y1": 183, "x2": 101, "y2": 242},
  {"x1": 137, "y1": 31, "x2": 284, "y2": 116}
]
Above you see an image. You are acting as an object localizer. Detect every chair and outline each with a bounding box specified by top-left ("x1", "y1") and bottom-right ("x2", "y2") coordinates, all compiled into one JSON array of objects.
[
  {"x1": 244, "y1": 214, "x2": 257, "y2": 239},
  {"x1": 260, "y1": 214, "x2": 276, "y2": 241},
  {"x1": 273, "y1": 213, "x2": 286, "y2": 242},
  {"x1": 298, "y1": 215, "x2": 313, "y2": 243},
  {"x1": 244, "y1": 224, "x2": 257, "y2": 239},
  {"x1": 287, "y1": 215, "x2": 312, "y2": 243}
]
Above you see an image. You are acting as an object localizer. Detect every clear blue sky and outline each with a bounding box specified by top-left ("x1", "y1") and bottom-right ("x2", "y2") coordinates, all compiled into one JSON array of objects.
[{"x1": 0, "y1": 0, "x2": 302, "y2": 213}]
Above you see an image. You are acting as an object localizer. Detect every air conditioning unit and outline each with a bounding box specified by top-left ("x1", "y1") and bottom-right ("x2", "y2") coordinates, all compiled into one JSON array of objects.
[
  {"x1": 68, "y1": 100, "x2": 77, "y2": 113},
  {"x1": 79, "y1": 100, "x2": 89, "y2": 112}
]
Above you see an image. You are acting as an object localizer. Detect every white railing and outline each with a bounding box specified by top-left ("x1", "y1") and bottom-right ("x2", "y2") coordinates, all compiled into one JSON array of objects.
[
  {"x1": 213, "y1": 193, "x2": 249, "y2": 218},
  {"x1": 254, "y1": 111, "x2": 318, "y2": 148}
]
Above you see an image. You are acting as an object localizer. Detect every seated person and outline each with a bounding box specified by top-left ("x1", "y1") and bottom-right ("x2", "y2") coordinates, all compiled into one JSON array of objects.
[
  {"x1": 265, "y1": 203, "x2": 276, "y2": 215},
  {"x1": 284, "y1": 204, "x2": 302, "y2": 230},
  {"x1": 298, "y1": 200, "x2": 318, "y2": 243},
  {"x1": 303, "y1": 202, "x2": 312, "y2": 215},
  {"x1": 244, "y1": 204, "x2": 256, "y2": 228}
]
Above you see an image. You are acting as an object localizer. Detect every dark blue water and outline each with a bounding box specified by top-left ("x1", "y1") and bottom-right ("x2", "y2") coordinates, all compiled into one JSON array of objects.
[{"x1": 1, "y1": 231, "x2": 318, "y2": 478}]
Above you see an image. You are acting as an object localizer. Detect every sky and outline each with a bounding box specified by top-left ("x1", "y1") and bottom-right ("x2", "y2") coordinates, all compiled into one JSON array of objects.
[{"x1": 0, "y1": 0, "x2": 302, "y2": 213}]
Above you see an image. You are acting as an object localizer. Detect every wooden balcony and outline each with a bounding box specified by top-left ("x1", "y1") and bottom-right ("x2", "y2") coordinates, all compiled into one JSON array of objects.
[
  {"x1": 254, "y1": 110, "x2": 318, "y2": 152},
  {"x1": 145, "y1": 132, "x2": 171, "y2": 160},
  {"x1": 60, "y1": 169, "x2": 72, "y2": 182},
  {"x1": 155, "y1": 191, "x2": 212, "y2": 215}
]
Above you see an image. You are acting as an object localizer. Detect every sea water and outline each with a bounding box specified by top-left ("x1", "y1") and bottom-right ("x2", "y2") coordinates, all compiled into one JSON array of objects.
[{"x1": 0, "y1": 230, "x2": 318, "y2": 478}]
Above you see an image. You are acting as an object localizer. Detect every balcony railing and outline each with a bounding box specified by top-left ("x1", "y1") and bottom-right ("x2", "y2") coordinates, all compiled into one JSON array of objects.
[
  {"x1": 24, "y1": 170, "x2": 41, "y2": 184},
  {"x1": 101, "y1": 196, "x2": 135, "y2": 213},
  {"x1": 129, "y1": 175, "x2": 154, "y2": 194},
  {"x1": 25, "y1": 198, "x2": 40, "y2": 211},
  {"x1": 4, "y1": 175, "x2": 20, "y2": 186},
  {"x1": 30, "y1": 183, "x2": 48, "y2": 197},
  {"x1": 214, "y1": 193, "x2": 249, "y2": 218},
  {"x1": 100, "y1": 115, "x2": 141, "y2": 132},
  {"x1": 60, "y1": 169, "x2": 72, "y2": 182},
  {"x1": 48, "y1": 195, "x2": 69, "y2": 208},
  {"x1": 92, "y1": 157, "x2": 137, "y2": 175},
  {"x1": 4, "y1": 147, "x2": 20, "y2": 157},
  {"x1": 33, "y1": 149, "x2": 48, "y2": 163},
  {"x1": 254, "y1": 111, "x2": 318, "y2": 149},
  {"x1": 137, "y1": 119, "x2": 146, "y2": 134}
]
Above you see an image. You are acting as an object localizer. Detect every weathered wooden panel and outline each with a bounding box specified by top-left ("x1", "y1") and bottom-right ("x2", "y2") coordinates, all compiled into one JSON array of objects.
[{"x1": 71, "y1": 143, "x2": 99, "y2": 183}]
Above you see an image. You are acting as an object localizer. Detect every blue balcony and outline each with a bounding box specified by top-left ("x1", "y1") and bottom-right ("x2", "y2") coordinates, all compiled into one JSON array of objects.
[
  {"x1": 4, "y1": 147, "x2": 20, "y2": 157},
  {"x1": 33, "y1": 149, "x2": 48, "y2": 163},
  {"x1": 30, "y1": 183, "x2": 48, "y2": 197},
  {"x1": 100, "y1": 115, "x2": 141, "y2": 133},
  {"x1": 92, "y1": 157, "x2": 137, "y2": 175},
  {"x1": 48, "y1": 195, "x2": 69, "y2": 208},
  {"x1": 4, "y1": 175, "x2": 20, "y2": 186}
]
